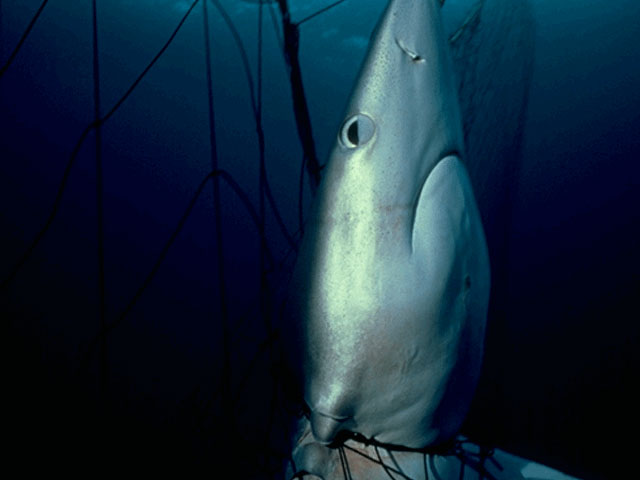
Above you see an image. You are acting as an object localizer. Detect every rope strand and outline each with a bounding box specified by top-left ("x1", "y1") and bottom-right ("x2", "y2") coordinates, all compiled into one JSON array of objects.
[
  {"x1": 0, "y1": 0, "x2": 49, "y2": 78},
  {"x1": 0, "y1": 0, "x2": 200, "y2": 292},
  {"x1": 295, "y1": 0, "x2": 348, "y2": 27},
  {"x1": 91, "y1": 0, "x2": 108, "y2": 406}
]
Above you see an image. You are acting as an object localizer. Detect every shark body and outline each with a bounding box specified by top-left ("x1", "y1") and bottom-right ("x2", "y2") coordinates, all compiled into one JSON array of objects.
[
  {"x1": 287, "y1": 0, "x2": 490, "y2": 449},
  {"x1": 284, "y1": 0, "x2": 536, "y2": 475}
]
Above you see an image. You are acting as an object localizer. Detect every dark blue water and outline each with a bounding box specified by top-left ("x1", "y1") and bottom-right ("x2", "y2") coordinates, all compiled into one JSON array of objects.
[{"x1": 1, "y1": 0, "x2": 638, "y2": 477}]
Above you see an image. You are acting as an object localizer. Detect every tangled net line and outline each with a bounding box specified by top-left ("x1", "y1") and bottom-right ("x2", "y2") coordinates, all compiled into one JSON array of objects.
[{"x1": 290, "y1": 437, "x2": 503, "y2": 480}]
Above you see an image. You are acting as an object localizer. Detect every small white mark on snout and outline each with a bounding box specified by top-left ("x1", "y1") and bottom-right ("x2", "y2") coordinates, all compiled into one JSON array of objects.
[{"x1": 395, "y1": 37, "x2": 426, "y2": 63}]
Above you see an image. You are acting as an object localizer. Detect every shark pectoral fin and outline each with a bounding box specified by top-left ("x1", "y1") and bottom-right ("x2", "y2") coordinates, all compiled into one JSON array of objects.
[
  {"x1": 411, "y1": 154, "x2": 468, "y2": 260},
  {"x1": 410, "y1": 153, "x2": 490, "y2": 349}
]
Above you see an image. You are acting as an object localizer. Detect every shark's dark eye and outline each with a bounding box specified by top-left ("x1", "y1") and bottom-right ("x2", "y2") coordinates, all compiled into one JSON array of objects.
[{"x1": 340, "y1": 113, "x2": 375, "y2": 149}]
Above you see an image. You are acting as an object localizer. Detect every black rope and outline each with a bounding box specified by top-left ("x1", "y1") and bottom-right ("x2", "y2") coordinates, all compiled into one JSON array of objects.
[
  {"x1": 448, "y1": 1, "x2": 483, "y2": 45},
  {"x1": 115, "y1": 168, "x2": 275, "y2": 318},
  {"x1": 202, "y1": 0, "x2": 233, "y2": 451},
  {"x1": 0, "y1": 124, "x2": 84, "y2": 293},
  {"x1": 339, "y1": 445, "x2": 354, "y2": 480},
  {"x1": 375, "y1": 444, "x2": 401, "y2": 480},
  {"x1": 255, "y1": 3, "x2": 280, "y2": 469},
  {"x1": 91, "y1": 0, "x2": 107, "y2": 403},
  {"x1": 264, "y1": 166, "x2": 299, "y2": 250},
  {"x1": 230, "y1": 329, "x2": 279, "y2": 407},
  {"x1": 0, "y1": 0, "x2": 200, "y2": 293},
  {"x1": 0, "y1": 0, "x2": 49, "y2": 78},
  {"x1": 338, "y1": 446, "x2": 346, "y2": 479},
  {"x1": 342, "y1": 444, "x2": 415, "y2": 480},
  {"x1": 298, "y1": 154, "x2": 306, "y2": 235},
  {"x1": 79, "y1": 168, "x2": 275, "y2": 368},
  {"x1": 209, "y1": 0, "x2": 297, "y2": 252},
  {"x1": 387, "y1": 449, "x2": 410, "y2": 479},
  {"x1": 257, "y1": 0, "x2": 269, "y2": 328},
  {"x1": 276, "y1": 0, "x2": 321, "y2": 193},
  {"x1": 451, "y1": 439, "x2": 501, "y2": 480},
  {"x1": 188, "y1": 321, "x2": 294, "y2": 455},
  {"x1": 295, "y1": 0, "x2": 348, "y2": 27},
  {"x1": 101, "y1": 0, "x2": 200, "y2": 125},
  {"x1": 257, "y1": 1, "x2": 264, "y2": 122},
  {"x1": 267, "y1": 1, "x2": 284, "y2": 52},
  {"x1": 0, "y1": 1, "x2": 3, "y2": 59},
  {"x1": 288, "y1": 454, "x2": 300, "y2": 479},
  {"x1": 187, "y1": 321, "x2": 280, "y2": 438},
  {"x1": 209, "y1": 0, "x2": 257, "y2": 116},
  {"x1": 283, "y1": 430, "x2": 507, "y2": 480}
]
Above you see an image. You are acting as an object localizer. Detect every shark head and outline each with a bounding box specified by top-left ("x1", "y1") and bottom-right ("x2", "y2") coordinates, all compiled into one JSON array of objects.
[{"x1": 286, "y1": 0, "x2": 490, "y2": 449}]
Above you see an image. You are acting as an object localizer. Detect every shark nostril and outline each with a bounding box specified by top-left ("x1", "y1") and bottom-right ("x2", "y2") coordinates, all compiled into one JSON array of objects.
[
  {"x1": 310, "y1": 411, "x2": 349, "y2": 444},
  {"x1": 340, "y1": 113, "x2": 375, "y2": 149}
]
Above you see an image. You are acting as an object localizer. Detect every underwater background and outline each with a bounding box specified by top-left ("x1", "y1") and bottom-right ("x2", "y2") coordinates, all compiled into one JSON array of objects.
[{"x1": 1, "y1": 0, "x2": 638, "y2": 478}]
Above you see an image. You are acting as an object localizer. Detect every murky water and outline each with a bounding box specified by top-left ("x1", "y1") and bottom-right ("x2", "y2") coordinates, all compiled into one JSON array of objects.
[{"x1": 1, "y1": 1, "x2": 638, "y2": 477}]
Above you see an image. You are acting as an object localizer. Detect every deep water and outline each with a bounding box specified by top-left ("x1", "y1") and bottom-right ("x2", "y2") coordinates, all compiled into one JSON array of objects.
[{"x1": 0, "y1": 0, "x2": 638, "y2": 478}]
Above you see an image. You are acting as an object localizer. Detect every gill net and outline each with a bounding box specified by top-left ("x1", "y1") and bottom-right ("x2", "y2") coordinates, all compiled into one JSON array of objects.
[{"x1": 0, "y1": 0, "x2": 506, "y2": 477}]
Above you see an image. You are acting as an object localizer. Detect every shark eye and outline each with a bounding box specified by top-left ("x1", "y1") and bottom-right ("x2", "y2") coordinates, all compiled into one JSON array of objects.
[{"x1": 340, "y1": 113, "x2": 375, "y2": 149}]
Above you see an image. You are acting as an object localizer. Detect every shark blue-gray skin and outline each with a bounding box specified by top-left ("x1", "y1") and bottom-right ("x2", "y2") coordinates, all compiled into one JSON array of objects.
[
  {"x1": 286, "y1": 0, "x2": 490, "y2": 450},
  {"x1": 283, "y1": 0, "x2": 535, "y2": 469}
]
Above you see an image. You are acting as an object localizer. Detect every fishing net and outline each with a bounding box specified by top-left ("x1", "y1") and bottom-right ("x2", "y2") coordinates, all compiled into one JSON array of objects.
[{"x1": 0, "y1": 0, "x2": 535, "y2": 478}]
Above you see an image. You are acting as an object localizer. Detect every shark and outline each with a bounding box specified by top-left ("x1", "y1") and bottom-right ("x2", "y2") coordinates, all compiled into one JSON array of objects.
[
  {"x1": 283, "y1": 0, "x2": 537, "y2": 477},
  {"x1": 286, "y1": 0, "x2": 490, "y2": 448}
]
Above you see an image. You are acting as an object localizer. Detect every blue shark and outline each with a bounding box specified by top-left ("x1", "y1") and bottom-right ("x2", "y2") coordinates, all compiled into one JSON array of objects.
[
  {"x1": 284, "y1": 0, "x2": 539, "y2": 477},
  {"x1": 287, "y1": 0, "x2": 489, "y2": 448}
]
